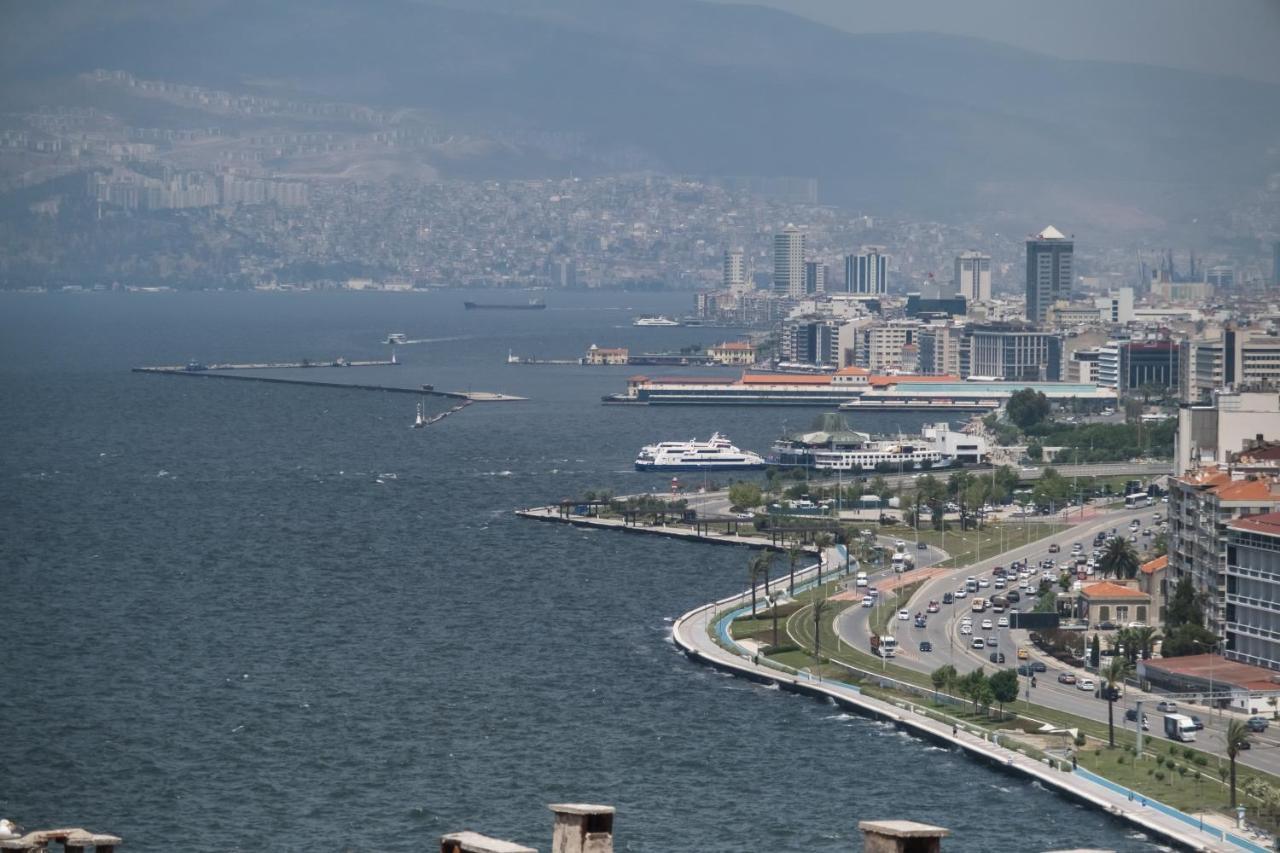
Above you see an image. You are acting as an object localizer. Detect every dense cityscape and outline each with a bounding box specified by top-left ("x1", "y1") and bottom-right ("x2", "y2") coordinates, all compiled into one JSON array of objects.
[{"x1": 6, "y1": 2, "x2": 1280, "y2": 852}]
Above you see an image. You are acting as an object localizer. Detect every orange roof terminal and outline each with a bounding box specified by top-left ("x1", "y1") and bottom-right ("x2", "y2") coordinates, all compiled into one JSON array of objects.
[{"x1": 1230, "y1": 511, "x2": 1280, "y2": 536}]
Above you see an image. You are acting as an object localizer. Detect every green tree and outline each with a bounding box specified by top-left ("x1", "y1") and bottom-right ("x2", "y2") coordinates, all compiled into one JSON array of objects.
[
  {"x1": 1100, "y1": 656, "x2": 1134, "y2": 747},
  {"x1": 869, "y1": 475, "x2": 892, "y2": 504},
  {"x1": 787, "y1": 545, "x2": 803, "y2": 594},
  {"x1": 989, "y1": 668, "x2": 1020, "y2": 717},
  {"x1": 993, "y1": 465, "x2": 1021, "y2": 503},
  {"x1": 1129, "y1": 626, "x2": 1161, "y2": 660},
  {"x1": 959, "y1": 668, "x2": 988, "y2": 714},
  {"x1": 811, "y1": 595, "x2": 830, "y2": 676},
  {"x1": 728, "y1": 481, "x2": 762, "y2": 512},
  {"x1": 930, "y1": 663, "x2": 958, "y2": 701},
  {"x1": 1007, "y1": 388, "x2": 1051, "y2": 430},
  {"x1": 1162, "y1": 623, "x2": 1219, "y2": 657},
  {"x1": 1226, "y1": 719, "x2": 1252, "y2": 808},
  {"x1": 1099, "y1": 536, "x2": 1141, "y2": 580},
  {"x1": 1151, "y1": 529, "x2": 1168, "y2": 557},
  {"x1": 1090, "y1": 634, "x2": 1101, "y2": 669},
  {"x1": 1166, "y1": 577, "x2": 1203, "y2": 628}
]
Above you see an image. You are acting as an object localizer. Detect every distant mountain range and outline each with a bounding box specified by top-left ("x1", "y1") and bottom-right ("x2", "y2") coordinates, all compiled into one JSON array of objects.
[{"x1": 3, "y1": 0, "x2": 1277, "y2": 219}]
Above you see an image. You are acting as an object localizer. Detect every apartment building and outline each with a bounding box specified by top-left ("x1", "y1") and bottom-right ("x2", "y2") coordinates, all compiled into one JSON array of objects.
[
  {"x1": 1168, "y1": 468, "x2": 1280, "y2": 640},
  {"x1": 1225, "y1": 512, "x2": 1280, "y2": 671}
]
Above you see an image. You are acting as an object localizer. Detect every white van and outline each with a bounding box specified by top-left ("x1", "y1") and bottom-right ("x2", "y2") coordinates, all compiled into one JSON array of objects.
[{"x1": 855, "y1": 571, "x2": 869, "y2": 587}]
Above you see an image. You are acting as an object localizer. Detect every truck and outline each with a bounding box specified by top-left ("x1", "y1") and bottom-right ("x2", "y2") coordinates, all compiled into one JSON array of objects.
[
  {"x1": 869, "y1": 634, "x2": 897, "y2": 658},
  {"x1": 1163, "y1": 713, "x2": 1197, "y2": 742},
  {"x1": 990, "y1": 594, "x2": 1008, "y2": 613},
  {"x1": 971, "y1": 597, "x2": 987, "y2": 613}
]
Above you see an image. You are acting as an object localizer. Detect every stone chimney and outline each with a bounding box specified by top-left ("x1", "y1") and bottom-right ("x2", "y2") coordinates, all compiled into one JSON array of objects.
[
  {"x1": 548, "y1": 804, "x2": 614, "y2": 853},
  {"x1": 857, "y1": 820, "x2": 949, "y2": 853}
]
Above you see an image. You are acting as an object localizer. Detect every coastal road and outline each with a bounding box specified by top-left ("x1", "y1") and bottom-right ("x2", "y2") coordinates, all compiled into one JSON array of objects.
[{"x1": 833, "y1": 505, "x2": 1280, "y2": 777}]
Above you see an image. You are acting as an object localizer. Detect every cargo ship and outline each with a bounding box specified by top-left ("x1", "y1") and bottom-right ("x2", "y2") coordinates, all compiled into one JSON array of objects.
[{"x1": 463, "y1": 298, "x2": 546, "y2": 310}]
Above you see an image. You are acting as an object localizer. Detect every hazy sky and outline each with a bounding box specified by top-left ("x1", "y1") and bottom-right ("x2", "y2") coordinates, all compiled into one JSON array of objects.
[{"x1": 714, "y1": 0, "x2": 1280, "y2": 84}]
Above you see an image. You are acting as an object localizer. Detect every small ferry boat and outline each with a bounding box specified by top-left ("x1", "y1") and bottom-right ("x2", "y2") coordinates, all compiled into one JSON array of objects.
[
  {"x1": 634, "y1": 433, "x2": 766, "y2": 471},
  {"x1": 632, "y1": 315, "x2": 680, "y2": 327}
]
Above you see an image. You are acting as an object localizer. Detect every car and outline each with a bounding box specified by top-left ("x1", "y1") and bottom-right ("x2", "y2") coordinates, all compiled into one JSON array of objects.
[
  {"x1": 914, "y1": 615, "x2": 927, "y2": 628},
  {"x1": 1123, "y1": 710, "x2": 1150, "y2": 730},
  {"x1": 960, "y1": 624, "x2": 973, "y2": 635},
  {"x1": 981, "y1": 619, "x2": 993, "y2": 630},
  {"x1": 1156, "y1": 700, "x2": 1178, "y2": 713},
  {"x1": 997, "y1": 616, "x2": 1009, "y2": 628},
  {"x1": 926, "y1": 600, "x2": 940, "y2": 613},
  {"x1": 1017, "y1": 648, "x2": 1029, "y2": 660},
  {"x1": 1017, "y1": 664, "x2": 1035, "y2": 677},
  {"x1": 971, "y1": 637, "x2": 985, "y2": 649},
  {"x1": 1031, "y1": 661, "x2": 1046, "y2": 672},
  {"x1": 987, "y1": 636, "x2": 998, "y2": 647},
  {"x1": 1006, "y1": 591, "x2": 1021, "y2": 603},
  {"x1": 954, "y1": 588, "x2": 967, "y2": 599},
  {"x1": 1049, "y1": 543, "x2": 1060, "y2": 553},
  {"x1": 1190, "y1": 715, "x2": 1205, "y2": 731},
  {"x1": 1143, "y1": 528, "x2": 1154, "y2": 537},
  {"x1": 1238, "y1": 739, "x2": 1252, "y2": 750},
  {"x1": 1129, "y1": 534, "x2": 1138, "y2": 543},
  {"x1": 917, "y1": 541, "x2": 928, "y2": 550},
  {"x1": 993, "y1": 578, "x2": 1006, "y2": 589},
  {"x1": 898, "y1": 609, "x2": 910, "y2": 621},
  {"x1": 942, "y1": 592, "x2": 954, "y2": 604},
  {"x1": 1097, "y1": 621, "x2": 1117, "y2": 631},
  {"x1": 919, "y1": 640, "x2": 933, "y2": 653},
  {"x1": 861, "y1": 595, "x2": 874, "y2": 608},
  {"x1": 868, "y1": 588, "x2": 879, "y2": 598},
  {"x1": 1077, "y1": 678, "x2": 1096, "y2": 692},
  {"x1": 1057, "y1": 672, "x2": 1077, "y2": 684},
  {"x1": 1247, "y1": 716, "x2": 1270, "y2": 733},
  {"x1": 978, "y1": 577, "x2": 990, "y2": 588},
  {"x1": 989, "y1": 651, "x2": 1006, "y2": 663}
]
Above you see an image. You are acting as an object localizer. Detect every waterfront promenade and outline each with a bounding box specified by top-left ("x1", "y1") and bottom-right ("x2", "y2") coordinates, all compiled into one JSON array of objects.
[{"x1": 672, "y1": 554, "x2": 1268, "y2": 853}]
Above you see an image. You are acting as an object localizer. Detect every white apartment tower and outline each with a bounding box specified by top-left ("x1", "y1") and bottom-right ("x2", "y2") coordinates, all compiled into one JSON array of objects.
[
  {"x1": 954, "y1": 251, "x2": 992, "y2": 302},
  {"x1": 722, "y1": 247, "x2": 746, "y2": 291},
  {"x1": 773, "y1": 225, "x2": 806, "y2": 297}
]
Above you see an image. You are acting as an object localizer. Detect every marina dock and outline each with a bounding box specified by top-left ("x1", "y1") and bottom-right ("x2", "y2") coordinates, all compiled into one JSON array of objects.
[{"x1": 133, "y1": 364, "x2": 526, "y2": 401}]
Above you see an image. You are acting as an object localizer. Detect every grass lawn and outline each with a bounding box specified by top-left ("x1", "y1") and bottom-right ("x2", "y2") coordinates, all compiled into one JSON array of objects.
[{"x1": 878, "y1": 522, "x2": 1069, "y2": 568}]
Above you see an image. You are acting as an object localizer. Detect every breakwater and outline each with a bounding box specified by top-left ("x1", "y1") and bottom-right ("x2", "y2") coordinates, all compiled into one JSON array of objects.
[{"x1": 133, "y1": 365, "x2": 526, "y2": 401}]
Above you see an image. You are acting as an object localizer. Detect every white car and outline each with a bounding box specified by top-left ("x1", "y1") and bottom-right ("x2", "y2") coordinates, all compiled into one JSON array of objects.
[
  {"x1": 898, "y1": 609, "x2": 910, "y2": 621},
  {"x1": 971, "y1": 637, "x2": 985, "y2": 649},
  {"x1": 981, "y1": 619, "x2": 993, "y2": 630},
  {"x1": 978, "y1": 578, "x2": 990, "y2": 588},
  {"x1": 997, "y1": 616, "x2": 1009, "y2": 628},
  {"x1": 1077, "y1": 678, "x2": 1096, "y2": 692},
  {"x1": 960, "y1": 624, "x2": 973, "y2": 635},
  {"x1": 861, "y1": 595, "x2": 874, "y2": 608},
  {"x1": 954, "y1": 588, "x2": 967, "y2": 599}
]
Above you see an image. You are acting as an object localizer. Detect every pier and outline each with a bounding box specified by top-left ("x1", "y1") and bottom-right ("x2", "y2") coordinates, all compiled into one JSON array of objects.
[{"x1": 133, "y1": 364, "x2": 526, "y2": 401}]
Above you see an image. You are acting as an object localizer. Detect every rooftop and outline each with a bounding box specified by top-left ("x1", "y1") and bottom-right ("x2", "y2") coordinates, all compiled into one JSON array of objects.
[
  {"x1": 1139, "y1": 555, "x2": 1168, "y2": 575},
  {"x1": 1080, "y1": 582, "x2": 1150, "y2": 601},
  {"x1": 1230, "y1": 511, "x2": 1280, "y2": 537},
  {"x1": 1036, "y1": 225, "x2": 1068, "y2": 240},
  {"x1": 1141, "y1": 653, "x2": 1280, "y2": 693}
]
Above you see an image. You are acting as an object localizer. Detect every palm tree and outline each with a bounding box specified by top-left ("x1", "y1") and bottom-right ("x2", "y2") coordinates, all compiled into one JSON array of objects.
[
  {"x1": 815, "y1": 534, "x2": 834, "y2": 585},
  {"x1": 760, "y1": 549, "x2": 773, "y2": 595},
  {"x1": 811, "y1": 595, "x2": 830, "y2": 677},
  {"x1": 1130, "y1": 626, "x2": 1161, "y2": 661},
  {"x1": 747, "y1": 552, "x2": 766, "y2": 616},
  {"x1": 787, "y1": 544, "x2": 803, "y2": 594},
  {"x1": 1100, "y1": 656, "x2": 1133, "y2": 747},
  {"x1": 1100, "y1": 536, "x2": 1141, "y2": 580},
  {"x1": 1226, "y1": 719, "x2": 1252, "y2": 808}
]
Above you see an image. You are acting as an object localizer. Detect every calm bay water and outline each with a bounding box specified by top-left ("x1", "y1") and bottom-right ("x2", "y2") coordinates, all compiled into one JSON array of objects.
[{"x1": 0, "y1": 290, "x2": 1158, "y2": 851}]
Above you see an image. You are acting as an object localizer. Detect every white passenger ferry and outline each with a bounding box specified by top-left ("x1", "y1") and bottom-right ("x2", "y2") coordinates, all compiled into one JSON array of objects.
[{"x1": 634, "y1": 433, "x2": 766, "y2": 471}]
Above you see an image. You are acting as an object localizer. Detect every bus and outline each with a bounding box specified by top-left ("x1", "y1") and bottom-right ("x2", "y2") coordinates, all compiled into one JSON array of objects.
[{"x1": 1125, "y1": 492, "x2": 1153, "y2": 508}]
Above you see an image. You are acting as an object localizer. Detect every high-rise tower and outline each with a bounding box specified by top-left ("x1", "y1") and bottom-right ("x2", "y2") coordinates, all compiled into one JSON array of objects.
[
  {"x1": 773, "y1": 225, "x2": 805, "y2": 297},
  {"x1": 1025, "y1": 226, "x2": 1073, "y2": 324},
  {"x1": 954, "y1": 251, "x2": 991, "y2": 302}
]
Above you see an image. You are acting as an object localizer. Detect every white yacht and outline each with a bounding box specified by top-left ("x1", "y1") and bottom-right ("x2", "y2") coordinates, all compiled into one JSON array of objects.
[
  {"x1": 634, "y1": 433, "x2": 766, "y2": 471},
  {"x1": 632, "y1": 315, "x2": 681, "y2": 327},
  {"x1": 386, "y1": 332, "x2": 408, "y2": 344}
]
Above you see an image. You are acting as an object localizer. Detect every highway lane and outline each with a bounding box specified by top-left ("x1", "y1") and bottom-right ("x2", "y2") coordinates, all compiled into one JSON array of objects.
[{"x1": 832, "y1": 504, "x2": 1280, "y2": 776}]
